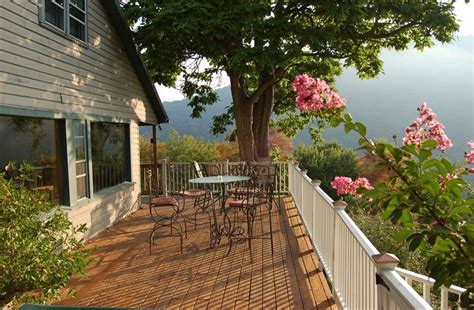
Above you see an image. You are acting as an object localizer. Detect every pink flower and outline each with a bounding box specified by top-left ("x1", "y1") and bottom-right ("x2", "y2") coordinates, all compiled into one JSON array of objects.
[
  {"x1": 468, "y1": 168, "x2": 474, "y2": 174},
  {"x1": 331, "y1": 176, "x2": 354, "y2": 196},
  {"x1": 467, "y1": 140, "x2": 474, "y2": 149},
  {"x1": 466, "y1": 151, "x2": 474, "y2": 164},
  {"x1": 354, "y1": 177, "x2": 374, "y2": 190},
  {"x1": 331, "y1": 176, "x2": 373, "y2": 197},
  {"x1": 292, "y1": 75, "x2": 346, "y2": 113},
  {"x1": 403, "y1": 102, "x2": 452, "y2": 151},
  {"x1": 465, "y1": 140, "x2": 474, "y2": 164}
]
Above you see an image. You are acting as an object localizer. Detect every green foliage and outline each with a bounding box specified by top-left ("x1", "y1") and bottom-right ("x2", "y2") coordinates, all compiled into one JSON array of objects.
[
  {"x1": 293, "y1": 142, "x2": 358, "y2": 199},
  {"x1": 139, "y1": 136, "x2": 167, "y2": 163},
  {"x1": 0, "y1": 164, "x2": 92, "y2": 306},
  {"x1": 124, "y1": 0, "x2": 461, "y2": 157},
  {"x1": 350, "y1": 213, "x2": 426, "y2": 274},
  {"x1": 164, "y1": 130, "x2": 219, "y2": 162},
  {"x1": 335, "y1": 113, "x2": 474, "y2": 306}
]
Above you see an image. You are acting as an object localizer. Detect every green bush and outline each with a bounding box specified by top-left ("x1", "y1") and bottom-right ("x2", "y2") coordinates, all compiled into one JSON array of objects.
[
  {"x1": 0, "y1": 164, "x2": 92, "y2": 306},
  {"x1": 350, "y1": 212, "x2": 426, "y2": 273},
  {"x1": 139, "y1": 136, "x2": 167, "y2": 163},
  {"x1": 165, "y1": 130, "x2": 219, "y2": 162},
  {"x1": 293, "y1": 142, "x2": 358, "y2": 199}
]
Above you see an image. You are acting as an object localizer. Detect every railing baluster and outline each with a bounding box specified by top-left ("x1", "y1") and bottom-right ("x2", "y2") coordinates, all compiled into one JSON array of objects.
[
  {"x1": 423, "y1": 283, "x2": 432, "y2": 304},
  {"x1": 440, "y1": 287, "x2": 448, "y2": 309}
]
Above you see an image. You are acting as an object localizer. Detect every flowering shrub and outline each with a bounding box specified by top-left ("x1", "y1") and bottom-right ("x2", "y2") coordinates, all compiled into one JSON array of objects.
[
  {"x1": 331, "y1": 176, "x2": 373, "y2": 196},
  {"x1": 293, "y1": 143, "x2": 358, "y2": 198},
  {"x1": 293, "y1": 74, "x2": 474, "y2": 306},
  {"x1": 403, "y1": 102, "x2": 453, "y2": 151},
  {"x1": 292, "y1": 74, "x2": 346, "y2": 113}
]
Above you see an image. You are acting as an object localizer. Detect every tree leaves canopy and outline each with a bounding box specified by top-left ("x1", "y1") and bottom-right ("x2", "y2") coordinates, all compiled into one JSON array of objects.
[{"x1": 123, "y1": 0, "x2": 460, "y2": 136}]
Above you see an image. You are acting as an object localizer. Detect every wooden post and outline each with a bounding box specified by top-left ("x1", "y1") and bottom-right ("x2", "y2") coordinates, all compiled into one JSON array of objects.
[
  {"x1": 372, "y1": 253, "x2": 401, "y2": 309},
  {"x1": 150, "y1": 125, "x2": 159, "y2": 192}
]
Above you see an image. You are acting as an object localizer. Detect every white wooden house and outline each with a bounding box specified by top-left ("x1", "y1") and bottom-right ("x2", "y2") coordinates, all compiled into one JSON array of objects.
[{"x1": 0, "y1": 0, "x2": 168, "y2": 239}]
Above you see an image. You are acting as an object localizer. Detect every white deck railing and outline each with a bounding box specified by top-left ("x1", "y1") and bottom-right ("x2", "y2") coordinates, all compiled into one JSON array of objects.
[
  {"x1": 396, "y1": 267, "x2": 467, "y2": 308},
  {"x1": 288, "y1": 162, "x2": 431, "y2": 309}
]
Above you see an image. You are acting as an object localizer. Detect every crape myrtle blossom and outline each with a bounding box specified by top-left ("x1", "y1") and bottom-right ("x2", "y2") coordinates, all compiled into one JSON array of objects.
[
  {"x1": 402, "y1": 102, "x2": 453, "y2": 151},
  {"x1": 331, "y1": 176, "x2": 373, "y2": 197},
  {"x1": 292, "y1": 74, "x2": 346, "y2": 113},
  {"x1": 465, "y1": 140, "x2": 474, "y2": 173}
]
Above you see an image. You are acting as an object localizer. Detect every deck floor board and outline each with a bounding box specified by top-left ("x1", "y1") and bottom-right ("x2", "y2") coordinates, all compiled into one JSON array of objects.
[{"x1": 58, "y1": 197, "x2": 336, "y2": 309}]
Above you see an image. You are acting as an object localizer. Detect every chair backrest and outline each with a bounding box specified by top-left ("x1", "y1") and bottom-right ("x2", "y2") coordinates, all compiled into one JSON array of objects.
[
  {"x1": 192, "y1": 161, "x2": 205, "y2": 178},
  {"x1": 249, "y1": 162, "x2": 276, "y2": 196},
  {"x1": 146, "y1": 168, "x2": 152, "y2": 197}
]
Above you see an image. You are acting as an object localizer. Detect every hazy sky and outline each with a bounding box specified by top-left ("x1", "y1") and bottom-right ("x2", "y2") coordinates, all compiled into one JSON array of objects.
[{"x1": 156, "y1": 3, "x2": 474, "y2": 102}]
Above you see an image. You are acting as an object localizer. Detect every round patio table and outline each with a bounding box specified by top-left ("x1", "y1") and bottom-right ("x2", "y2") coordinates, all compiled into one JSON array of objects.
[{"x1": 189, "y1": 175, "x2": 250, "y2": 248}]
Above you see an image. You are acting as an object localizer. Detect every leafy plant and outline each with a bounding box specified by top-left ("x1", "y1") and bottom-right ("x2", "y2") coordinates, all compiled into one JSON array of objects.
[
  {"x1": 292, "y1": 74, "x2": 473, "y2": 306},
  {"x1": 337, "y1": 112, "x2": 473, "y2": 306},
  {"x1": 0, "y1": 163, "x2": 92, "y2": 306},
  {"x1": 165, "y1": 130, "x2": 219, "y2": 162},
  {"x1": 293, "y1": 142, "x2": 358, "y2": 199}
]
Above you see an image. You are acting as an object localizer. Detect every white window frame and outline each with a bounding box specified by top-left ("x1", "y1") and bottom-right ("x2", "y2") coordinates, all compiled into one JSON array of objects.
[
  {"x1": 73, "y1": 120, "x2": 90, "y2": 201},
  {"x1": 67, "y1": 120, "x2": 132, "y2": 206},
  {"x1": 39, "y1": 0, "x2": 88, "y2": 44}
]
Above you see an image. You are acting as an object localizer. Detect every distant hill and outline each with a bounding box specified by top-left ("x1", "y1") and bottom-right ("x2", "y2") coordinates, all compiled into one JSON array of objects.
[{"x1": 145, "y1": 35, "x2": 473, "y2": 162}]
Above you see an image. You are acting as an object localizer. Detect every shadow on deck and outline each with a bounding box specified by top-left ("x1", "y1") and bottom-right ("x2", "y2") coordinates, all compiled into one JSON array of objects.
[{"x1": 58, "y1": 197, "x2": 336, "y2": 309}]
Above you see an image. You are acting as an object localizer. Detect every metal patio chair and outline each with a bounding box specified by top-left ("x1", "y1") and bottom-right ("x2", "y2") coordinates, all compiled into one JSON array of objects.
[
  {"x1": 224, "y1": 163, "x2": 275, "y2": 258},
  {"x1": 170, "y1": 164, "x2": 213, "y2": 232},
  {"x1": 147, "y1": 169, "x2": 186, "y2": 254}
]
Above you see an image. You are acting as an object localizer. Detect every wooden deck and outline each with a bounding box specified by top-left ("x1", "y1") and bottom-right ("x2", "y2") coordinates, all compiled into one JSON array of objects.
[{"x1": 58, "y1": 197, "x2": 336, "y2": 309}]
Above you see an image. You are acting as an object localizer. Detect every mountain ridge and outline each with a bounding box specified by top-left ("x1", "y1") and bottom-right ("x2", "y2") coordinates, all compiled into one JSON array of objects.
[{"x1": 147, "y1": 36, "x2": 473, "y2": 162}]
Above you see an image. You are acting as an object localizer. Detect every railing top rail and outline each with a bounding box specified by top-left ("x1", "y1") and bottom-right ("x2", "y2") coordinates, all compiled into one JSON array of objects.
[
  {"x1": 141, "y1": 161, "x2": 288, "y2": 165},
  {"x1": 396, "y1": 267, "x2": 436, "y2": 284},
  {"x1": 381, "y1": 270, "x2": 433, "y2": 309},
  {"x1": 337, "y1": 210, "x2": 380, "y2": 256},
  {"x1": 396, "y1": 267, "x2": 467, "y2": 295},
  {"x1": 292, "y1": 163, "x2": 334, "y2": 205}
]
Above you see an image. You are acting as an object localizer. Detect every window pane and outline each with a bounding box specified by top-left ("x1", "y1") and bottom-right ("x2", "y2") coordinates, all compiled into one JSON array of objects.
[
  {"x1": 77, "y1": 175, "x2": 87, "y2": 199},
  {"x1": 45, "y1": 0, "x2": 65, "y2": 30},
  {"x1": 69, "y1": 5, "x2": 85, "y2": 21},
  {"x1": 69, "y1": 17, "x2": 86, "y2": 41},
  {"x1": 70, "y1": 0, "x2": 85, "y2": 10},
  {"x1": 73, "y1": 121, "x2": 85, "y2": 136},
  {"x1": 0, "y1": 115, "x2": 63, "y2": 203},
  {"x1": 76, "y1": 162, "x2": 86, "y2": 176},
  {"x1": 74, "y1": 137, "x2": 86, "y2": 160},
  {"x1": 91, "y1": 123, "x2": 127, "y2": 193},
  {"x1": 73, "y1": 120, "x2": 88, "y2": 200}
]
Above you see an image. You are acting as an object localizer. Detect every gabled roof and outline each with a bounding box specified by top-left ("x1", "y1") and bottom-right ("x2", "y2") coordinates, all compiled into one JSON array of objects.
[{"x1": 101, "y1": 0, "x2": 169, "y2": 124}]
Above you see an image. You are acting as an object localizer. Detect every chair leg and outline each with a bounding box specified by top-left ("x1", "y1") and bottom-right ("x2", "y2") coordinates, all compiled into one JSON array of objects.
[
  {"x1": 149, "y1": 223, "x2": 158, "y2": 254},
  {"x1": 169, "y1": 223, "x2": 183, "y2": 253},
  {"x1": 268, "y1": 207, "x2": 274, "y2": 255}
]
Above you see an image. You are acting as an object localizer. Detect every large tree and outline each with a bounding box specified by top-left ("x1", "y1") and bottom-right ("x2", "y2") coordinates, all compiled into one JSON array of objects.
[{"x1": 123, "y1": 0, "x2": 461, "y2": 161}]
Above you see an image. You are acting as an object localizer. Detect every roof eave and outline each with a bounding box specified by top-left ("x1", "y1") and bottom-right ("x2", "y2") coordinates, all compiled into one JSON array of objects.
[{"x1": 100, "y1": 0, "x2": 169, "y2": 124}]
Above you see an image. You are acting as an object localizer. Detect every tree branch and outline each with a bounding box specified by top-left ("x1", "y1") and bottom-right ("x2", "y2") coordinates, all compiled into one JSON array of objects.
[{"x1": 359, "y1": 19, "x2": 422, "y2": 40}]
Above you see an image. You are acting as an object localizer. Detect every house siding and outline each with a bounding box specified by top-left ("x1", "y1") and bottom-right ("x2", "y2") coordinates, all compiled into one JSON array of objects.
[
  {"x1": 0, "y1": 1, "x2": 157, "y2": 240},
  {"x1": 0, "y1": 0, "x2": 158, "y2": 124}
]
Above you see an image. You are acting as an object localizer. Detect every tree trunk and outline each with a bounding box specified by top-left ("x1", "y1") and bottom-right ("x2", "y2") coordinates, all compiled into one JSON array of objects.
[
  {"x1": 252, "y1": 84, "x2": 274, "y2": 159},
  {"x1": 229, "y1": 74, "x2": 257, "y2": 161},
  {"x1": 234, "y1": 100, "x2": 256, "y2": 161}
]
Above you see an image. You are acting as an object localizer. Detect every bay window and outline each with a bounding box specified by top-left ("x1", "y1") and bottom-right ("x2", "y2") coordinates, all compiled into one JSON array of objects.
[{"x1": 0, "y1": 115, "x2": 131, "y2": 206}]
